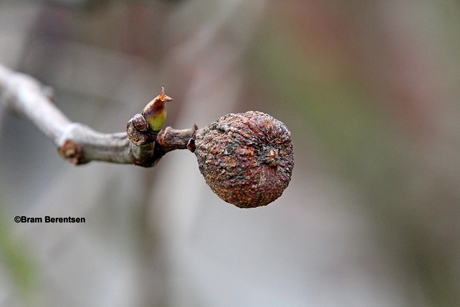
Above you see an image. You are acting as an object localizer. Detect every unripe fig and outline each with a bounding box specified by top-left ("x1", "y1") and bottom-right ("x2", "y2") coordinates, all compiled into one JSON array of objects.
[{"x1": 194, "y1": 111, "x2": 294, "y2": 208}]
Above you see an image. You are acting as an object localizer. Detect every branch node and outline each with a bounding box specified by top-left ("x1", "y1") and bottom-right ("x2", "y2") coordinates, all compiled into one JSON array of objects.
[
  {"x1": 58, "y1": 139, "x2": 85, "y2": 165},
  {"x1": 126, "y1": 113, "x2": 156, "y2": 146}
]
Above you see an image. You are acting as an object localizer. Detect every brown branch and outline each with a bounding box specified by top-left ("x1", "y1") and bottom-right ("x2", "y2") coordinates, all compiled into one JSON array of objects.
[{"x1": 0, "y1": 64, "x2": 196, "y2": 167}]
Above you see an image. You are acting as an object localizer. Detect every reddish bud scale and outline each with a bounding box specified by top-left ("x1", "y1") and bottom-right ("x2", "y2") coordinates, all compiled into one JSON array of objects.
[{"x1": 194, "y1": 111, "x2": 294, "y2": 208}]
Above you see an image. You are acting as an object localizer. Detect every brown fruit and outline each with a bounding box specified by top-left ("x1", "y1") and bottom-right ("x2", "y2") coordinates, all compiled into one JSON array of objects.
[{"x1": 194, "y1": 111, "x2": 294, "y2": 208}]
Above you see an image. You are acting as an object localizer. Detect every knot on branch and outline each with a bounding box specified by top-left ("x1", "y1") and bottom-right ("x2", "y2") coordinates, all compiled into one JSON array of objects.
[
  {"x1": 126, "y1": 113, "x2": 156, "y2": 146},
  {"x1": 58, "y1": 139, "x2": 85, "y2": 165}
]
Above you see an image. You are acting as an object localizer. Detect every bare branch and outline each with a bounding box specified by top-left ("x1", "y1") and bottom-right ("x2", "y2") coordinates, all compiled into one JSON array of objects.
[{"x1": 0, "y1": 64, "x2": 195, "y2": 167}]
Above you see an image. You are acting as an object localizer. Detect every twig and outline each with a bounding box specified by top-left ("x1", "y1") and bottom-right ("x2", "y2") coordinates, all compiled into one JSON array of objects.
[{"x1": 0, "y1": 64, "x2": 196, "y2": 167}]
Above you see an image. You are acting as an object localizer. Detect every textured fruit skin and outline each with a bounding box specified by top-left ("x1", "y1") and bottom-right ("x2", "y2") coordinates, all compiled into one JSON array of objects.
[{"x1": 194, "y1": 111, "x2": 294, "y2": 208}]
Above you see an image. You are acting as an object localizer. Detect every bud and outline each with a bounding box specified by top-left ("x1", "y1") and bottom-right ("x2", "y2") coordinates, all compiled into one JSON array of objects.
[
  {"x1": 194, "y1": 111, "x2": 294, "y2": 208},
  {"x1": 141, "y1": 85, "x2": 173, "y2": 133}
]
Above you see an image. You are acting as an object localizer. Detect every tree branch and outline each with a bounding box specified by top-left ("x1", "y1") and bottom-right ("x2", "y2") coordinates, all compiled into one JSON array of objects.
[{"x1": 0, "y1": 64, "x2": 196, "y2": 167}]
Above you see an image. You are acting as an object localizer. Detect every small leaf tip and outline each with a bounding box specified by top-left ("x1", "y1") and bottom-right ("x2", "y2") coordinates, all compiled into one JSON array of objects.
[{"x1": 158, "y1": 85, "x2": 173, "y2": 102}]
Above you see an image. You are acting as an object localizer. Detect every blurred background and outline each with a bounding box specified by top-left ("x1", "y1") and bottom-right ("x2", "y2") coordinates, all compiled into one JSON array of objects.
[{"x1": 1, "y1": 0, "x2": 460, "y2": 306}]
